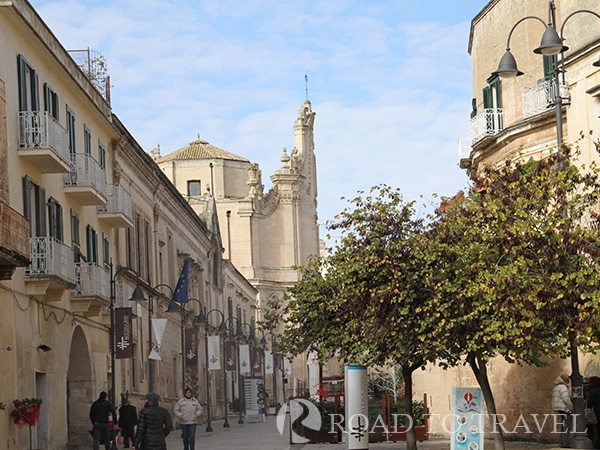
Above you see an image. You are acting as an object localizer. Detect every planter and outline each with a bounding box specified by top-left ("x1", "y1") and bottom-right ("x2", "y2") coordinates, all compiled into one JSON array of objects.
[{"x1": 10, "y1": 399, "x2": 42, "y2": 428}]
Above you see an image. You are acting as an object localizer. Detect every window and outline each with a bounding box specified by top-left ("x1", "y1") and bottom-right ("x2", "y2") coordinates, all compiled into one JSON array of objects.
[
  {"x1": 47, "y1": 197, "x2": 63, "y2": 242},
  {"x1": 23, "y1": 176, "x2": 46, "y2": 237},
  {"x1": 98, "y1": 141, "x2": 106, "y2": 169},
  {"x1": 84, "y1": 125, "x2": 91, "y2": 155},
  {"x1": 43, "y1": 83, "x2": 59, "y2": 121},
  {"x1": 483, "y1": 75, "x2": 502, "y2": 110},
  {"x1": 135, "y1": 213, "x2": 142, "y2": 274},
  {"x1": 86, "y1": 225, "x2": 99, "y2": 264},
  {"x1": 66, "y1": 106, "x2": 76, "y2": 155},
  {"x1": 187, "y1": 180, "x2": 201, "y2": 197},
  {"x1": 102, "y1": 233, "x2": 110, "y2": 268},
  {"x1": 543, "y1": 55, "x2": 558, "y2": 82},
  {"x1": 126, "y1": 228, "x2": 133, "y2": 269},
  {"x1": 17, "y1": 55, "x2": 39, "y2": 112},
  {"x1": 144, "y1": 220, "x2": 151, "y2": 283},
  {"x1": 71, "y1": 210, "x2": 81, "y2": 262},
  {"x1": 228, "y1": 296, "x2": 233, "y2": 335}
]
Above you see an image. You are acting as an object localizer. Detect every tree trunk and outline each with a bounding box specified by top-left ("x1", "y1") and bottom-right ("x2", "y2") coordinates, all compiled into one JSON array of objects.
[
  {"x1": 467, "y1": 352, "x2": 505, "y2": 450},
  {"x1": 402, "y1": 364, "x2": 418, "y2": 450}
]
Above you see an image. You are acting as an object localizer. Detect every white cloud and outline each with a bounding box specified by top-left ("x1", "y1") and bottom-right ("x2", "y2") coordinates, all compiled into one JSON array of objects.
[{"x1": 31, "y1": 0, "x2": 479, "y2": 237}]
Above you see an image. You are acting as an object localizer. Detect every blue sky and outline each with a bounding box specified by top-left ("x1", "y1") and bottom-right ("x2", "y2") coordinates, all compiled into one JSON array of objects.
[{"x1": 30, "y1": 0, "x2": 487, "y2": 239}]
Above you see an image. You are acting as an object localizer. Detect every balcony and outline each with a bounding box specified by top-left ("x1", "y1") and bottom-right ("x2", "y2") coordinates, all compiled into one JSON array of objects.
[
  {"x1": 0, "y1": 202, "x2": 30, "y2": 280},
  {"x1": 71, "y1": 262, "x2": 110, "y2": 316},
  {"x1": 98, "y1": 184, "x2": 134, "y2": 228},
  {"x1": 470, "y1": 108, "x2": 504, "y2": 144},
  {"x1": 25, "y1": 237, "x2": 75, "y2": 301},
  {"x1": 523, "y1": 80, "x2": 556, "y2": 118},
  {"x1": 64, "y1": 154, "x2": 107, "y2": 205},
  {"x1": 18, "y1": 111, "x2": 71, "y2": 173},
  {"x1": 457, "y1": 135, "x2": 472, "y2": 169}
]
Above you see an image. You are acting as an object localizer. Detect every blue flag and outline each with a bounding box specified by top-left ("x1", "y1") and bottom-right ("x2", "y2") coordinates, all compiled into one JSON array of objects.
[{"x1": 173, "y1": 259, "x2": 189, "y2": 304}]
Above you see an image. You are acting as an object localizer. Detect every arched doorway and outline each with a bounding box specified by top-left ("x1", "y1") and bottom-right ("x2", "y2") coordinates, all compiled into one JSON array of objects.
[{"x1": 67, "y1": 326, "x2": 93, "y2": 449}]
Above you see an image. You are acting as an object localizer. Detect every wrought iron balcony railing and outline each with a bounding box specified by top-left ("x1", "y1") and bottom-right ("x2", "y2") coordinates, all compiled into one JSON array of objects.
[
  {"x1": 73, "y1": 262, "x2": 110, "y2": 300},
  {"x1": 18, "y1": 111, "x2": 70, "y2": 171},
  {"x1": 64, "y1": 153, "x2": 108, "y2": 201},
  {"x1": 522, "y1": 79, "x2": 557, "y2": 118},
  {"x1": 97, "y1": 184, "x2": 133, "y2": 226},
  {"x1": 26, "y1": 237, "x2": 75, "y2": 284},
  {"x1": 470, "y1": 108, "x2": 504, "y2": 144}
]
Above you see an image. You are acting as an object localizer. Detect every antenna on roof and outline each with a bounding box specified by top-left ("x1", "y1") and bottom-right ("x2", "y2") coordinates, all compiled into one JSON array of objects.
[{"x1": 305, "y1": 71, "x2": 309, "y2": 100}]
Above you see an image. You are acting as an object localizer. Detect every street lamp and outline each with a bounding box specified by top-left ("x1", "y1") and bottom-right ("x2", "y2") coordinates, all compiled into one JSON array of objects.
[
  {"x1": 166, "y1": 297, "x2": 204, "y2": 395},
  {"x1": 147, "y1": 284, "x2": 174, "y2": 392},
  {"x1": 109, "y1": 261, "x2": 146, "y2": 406},
  {"x1": 492, "y1": 3, "x2": 600, "y2": 449},
  {"x1": 260, "y1": 331, "x2": 278, "y2": 412},
  {"x1": 196, "y1": 308, "x2": 227, "y2": 431},
  {"x1": 224, "y1": 317, "x2": 247, "y2": 424},
  {"x1": 237, "y1": 322, "x2": 255, "y2": 424}
]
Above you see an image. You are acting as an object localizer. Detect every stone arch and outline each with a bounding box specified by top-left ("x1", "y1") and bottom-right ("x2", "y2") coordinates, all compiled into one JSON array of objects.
[{"x1": 67, "y1": 326, "x2": 93, "y2": 449}]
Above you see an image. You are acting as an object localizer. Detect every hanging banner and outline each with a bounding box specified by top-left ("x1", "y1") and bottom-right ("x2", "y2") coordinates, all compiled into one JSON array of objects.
[
  {"x1": 208, "y1": 336, "x2": 221, "y2": 370},
  {"x1": 115, "y1": 307, "x2": 133, "y2": 359},
  {"x1": 225, "y1": 341, "x2": 237, "y2": 372},
  {"x1": 345, "y1": 365, "x2": 369, "y2": 450},
  {"x1": 451, "y1": 387, "x2": 484, "y2": 450},
  {"x1": 244, "y1": 376, "x2": 266, "y2": 422},
  {"x1": 149, "y1": 318, "x2": 167, "y2": 361},
  {"x1": 273, "y1": 354, "x2": 280, "y2": 371},
  {"x1": 252, "y1": 347, "x2": 263, "y2": 375},
  {"x1": 284, "y1": 356, "x2": 292, "y2": 376},
  {"x1": 185, "y1": 328, "x2": 198, "y2": 367},
  {"x1": 239, "y1": 344, "x2": 250, "y2": 374},
  {"x1": 265, "y1": 350, "x2": 273, "y2": 375}
]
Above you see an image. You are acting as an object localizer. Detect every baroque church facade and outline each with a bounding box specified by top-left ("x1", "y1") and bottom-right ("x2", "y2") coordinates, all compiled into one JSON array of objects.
[{"x1": 153, "y1": 100, "x2": 334, "y2": 399}]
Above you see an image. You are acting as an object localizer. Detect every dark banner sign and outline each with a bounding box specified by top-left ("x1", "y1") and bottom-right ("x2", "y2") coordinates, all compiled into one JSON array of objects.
[
  {"x1": 225, "y1": 341, "x2": 237, "y2": 372},
  {"x1": 185, "y1": 328, "x2": 198, "y2": 367},
  {"x1": 115, "y1": 307, "x2": 133, "y2": 359},
  {"x1": 252, "y1": 347, "x2": 263, "y2": 376}
]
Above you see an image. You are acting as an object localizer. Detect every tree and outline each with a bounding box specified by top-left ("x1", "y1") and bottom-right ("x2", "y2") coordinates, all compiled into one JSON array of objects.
[
  {"x1": 429, "y1": 145, "x2": 600, "y2": 450},
  {"x1": 266, "y1": 185, "x2": 438, "y2": 450}
]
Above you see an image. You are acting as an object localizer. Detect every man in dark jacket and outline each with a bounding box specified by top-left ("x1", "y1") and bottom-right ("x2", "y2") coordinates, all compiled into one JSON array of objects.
[
  {"x1": 90, "y1": 391, "x2": 117, "y2": 450},
  {"x1": 119, "y1": 398, "x2": 138, "y2": 448},
  {"x1": 133, "y1": 392, "x2": 172, "y2": 450}
]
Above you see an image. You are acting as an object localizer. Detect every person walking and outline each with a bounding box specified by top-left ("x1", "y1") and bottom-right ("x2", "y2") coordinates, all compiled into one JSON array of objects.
[
  {"x1": 133, "y1": 392, "x2": 172, "y2": 450},
  {"x1": 118, "y1": 397, "x2": 138, "y2": 448},
  {"x1": 553, "y1": 374, "x2": 574, "y2": 448},
  {"x1": 174, "y1": 387, "x2": 203, "y2": 450},
  {"x1": 90, "y1": 391, "x2": 118, "y2": 450}
]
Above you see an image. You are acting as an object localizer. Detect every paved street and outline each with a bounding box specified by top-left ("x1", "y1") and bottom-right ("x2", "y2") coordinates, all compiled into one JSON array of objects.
[{"x1": 158, "y1": 413, "x2": 566, "y2": 450}]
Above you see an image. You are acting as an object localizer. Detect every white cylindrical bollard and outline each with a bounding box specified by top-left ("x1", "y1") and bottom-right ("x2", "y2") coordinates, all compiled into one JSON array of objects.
[{"x1": 345, "y1": 364, "x2": 369, "y2": 450}]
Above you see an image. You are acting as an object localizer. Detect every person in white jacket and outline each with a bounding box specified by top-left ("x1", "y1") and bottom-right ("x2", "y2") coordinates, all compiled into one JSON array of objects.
[
  {"x1": 174, "y1": 387, "x2": 203, "y2": 450},
  {"x1": 553, "y1": 374, "x2": 574, "y2": 448}
]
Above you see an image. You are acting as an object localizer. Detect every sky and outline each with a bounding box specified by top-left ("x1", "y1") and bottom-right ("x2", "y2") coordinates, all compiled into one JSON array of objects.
[{"x1": 30, "y1": 0, "x2": 487, "y2": 241}]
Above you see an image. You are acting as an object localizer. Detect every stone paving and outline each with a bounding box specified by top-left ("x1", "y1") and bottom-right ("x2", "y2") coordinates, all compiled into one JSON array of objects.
[{"x1": 155, "y1": 413, "x2": 567, "y2": 450}]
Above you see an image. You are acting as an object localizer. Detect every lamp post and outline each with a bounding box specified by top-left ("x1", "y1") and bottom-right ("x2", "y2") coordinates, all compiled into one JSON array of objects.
[
  {"x1": 492, "y1": 3, "x2": 600, "y2": 449},
  {"x1": 260, "y1": 331, "x2": 278, "y2": 412},
  {"x1": 147, "y1": 284, "x2": 174, "y2": 392},
  {"x1": 109, "y1": 261, "x2": 146, "y2": 406},
  {"x1": 224, "y1": 317, "x2": 247, "y2": 424},
  {"x1": 238, "y1": 322, "x2": 255, "y2": 424},
  {"x1": 196, "y1": 308, "x2": 227, "y2": 431},
  {"x1": 166, "y1": 297, "x2": 204, "y2": 395}
]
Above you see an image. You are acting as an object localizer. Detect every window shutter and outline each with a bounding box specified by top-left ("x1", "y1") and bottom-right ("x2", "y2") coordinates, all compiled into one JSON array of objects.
[
  {"x1": 17, "y1": 55, "x2": 27, "y2": 110},
  {"x1": 483, "y1": 86, "x2": 492, "y2": 109},
  {"x1": 37, "y1": 186, "x2": 46, "y2": 237}
]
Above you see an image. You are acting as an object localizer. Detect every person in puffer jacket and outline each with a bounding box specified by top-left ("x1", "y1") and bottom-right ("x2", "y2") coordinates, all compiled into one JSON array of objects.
[
  {"x1": 133, "y1": 392, "x2": 172, "y2": 450},
  {"x1": 552, "y1": 374, "x2": 573, "y2": 448},
  {"x1": 174, "y1": 387, "x2": 203, "y2": 450}
]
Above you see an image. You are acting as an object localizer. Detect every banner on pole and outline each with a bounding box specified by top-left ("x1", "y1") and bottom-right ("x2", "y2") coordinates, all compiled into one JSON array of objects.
[
  {"x1": 252, "y1": 347, "x2": 263, "y2": 376},
  {"x1": 239, "y1": 344, "x2": 250, "y2": 374},
  {"x1": 115, "y1": 307, "x2": 133, "y2": 359},
  {"x1": 225, "y1": 341, "x2": 237, "y2": 372},
  {"x1": 208, "y1": 336, "x2": 221, "y2": 370},
  {"x1": 149, "y1": 318, "x2": 167, "y2": 361},
  {"x1": 265, "y1": 350, "x2": 273, "y2": 374},
  {"x1": 185, "y1": 328, "x2": 198, "y2": 366}
]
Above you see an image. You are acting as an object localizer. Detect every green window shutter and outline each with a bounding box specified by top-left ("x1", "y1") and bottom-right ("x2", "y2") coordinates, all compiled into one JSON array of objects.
[
  {"x1": 17, "y1": 55, "x2": 27, "y2": 110},
  {"x1": 543, "y1": 55, "x2": 557, "y2": 81},
  {"x1": 483, "y1": 86, "x2": 492, "y2": 109},
  {"x1": 37, "y1": 186, "x2": 46, "y2": 237}
]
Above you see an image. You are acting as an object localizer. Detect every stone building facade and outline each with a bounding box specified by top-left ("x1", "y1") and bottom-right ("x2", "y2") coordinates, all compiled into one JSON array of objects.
[
  {"x1": 153, "y1": 100, "x2": 336, "y2": 402},
  {"x1": 416, "y1": 0, "x2": 600, "y2": 440},
  {"x1": 0, "y1": 1, "x2": 256, "y2": 448}
]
